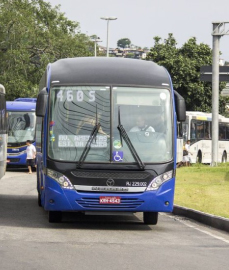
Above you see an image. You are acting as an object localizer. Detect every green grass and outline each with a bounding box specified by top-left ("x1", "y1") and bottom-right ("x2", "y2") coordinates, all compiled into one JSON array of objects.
[{"x1": 175, "y1": 163, "x2": 229, "y2": 218}]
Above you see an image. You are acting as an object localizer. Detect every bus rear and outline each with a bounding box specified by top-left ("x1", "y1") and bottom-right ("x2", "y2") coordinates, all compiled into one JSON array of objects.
[
  {"x1": 7, "y1": 101, "x2": 36, "y2": 166},
  {"x1": 36, "y1": 57, "x2": 185, "y2": 224}
]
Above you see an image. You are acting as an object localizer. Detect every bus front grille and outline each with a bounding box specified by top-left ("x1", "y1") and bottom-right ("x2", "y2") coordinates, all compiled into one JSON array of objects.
[
  {"x1": 72, "y1": 171, "x2": 150, "y2": 180},
  {"x1": 76, "y1": 197, "x2": 144, "y2": 209}
]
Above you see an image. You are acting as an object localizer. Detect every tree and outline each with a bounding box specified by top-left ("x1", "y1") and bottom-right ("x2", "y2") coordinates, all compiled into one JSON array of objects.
[
  {"x1": 0, "y1": 0, "x2": 94, "y2": 100},
  {"x1": 146, "y1": 34, "x2": 226, "y2": 112},
  {"x1": 117, "y1": 38, "x2": 131, "y2": 49}
]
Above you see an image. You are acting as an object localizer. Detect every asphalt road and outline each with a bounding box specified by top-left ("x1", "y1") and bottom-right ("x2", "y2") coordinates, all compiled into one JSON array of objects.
[{"x1": 0, "y1": 169, "x2": 229, "y2": 270}]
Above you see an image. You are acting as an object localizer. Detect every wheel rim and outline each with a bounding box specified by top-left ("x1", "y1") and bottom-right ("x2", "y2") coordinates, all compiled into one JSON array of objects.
[
  {"x1": 222, "y1": 153, "x2": 226, "y2": 163},
  {"x1": 197, "y1": 153, "x2": 201, "y2": 163}
]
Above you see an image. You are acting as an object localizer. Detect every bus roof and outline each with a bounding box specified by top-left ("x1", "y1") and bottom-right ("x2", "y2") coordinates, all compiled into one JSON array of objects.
[
  {"x1": 6, "y1": 101, "x2": 36, "y2": 111},
  {"x1": 49, "y1": 57, "x2": 171, "y2": 87},
  {"x1": 186, "y1": 111, "x2": 229, "y2": 122},
  {"x1": 14, "y1": 98, "x2": 37, "y2": 102}
]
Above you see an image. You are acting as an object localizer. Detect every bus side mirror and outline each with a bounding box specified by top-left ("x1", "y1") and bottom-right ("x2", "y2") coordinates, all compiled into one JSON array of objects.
[
  {"x1": 36, "y1": 88, "x2": 48, "y2": 117},
  {"x1": 174, "y1": 90, "x2": 186, "y2": 122}
]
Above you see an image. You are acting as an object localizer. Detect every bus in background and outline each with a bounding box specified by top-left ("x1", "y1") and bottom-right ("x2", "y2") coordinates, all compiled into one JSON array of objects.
[
  {"x1": 183, "y1": 111, "x2": 229, "y2": 164},
  {"x1": 36, "y1": 57, "x2": 186, "y2": 224},
  {"x1": 7, "y1": 100, "x2": 36, "y2": 166},
  {"x1": 177, "y1": 122, "x2": 184, "y2": 164},
  {"x1": 0, "y1": 84, "x2": 7, "y2": 179}
]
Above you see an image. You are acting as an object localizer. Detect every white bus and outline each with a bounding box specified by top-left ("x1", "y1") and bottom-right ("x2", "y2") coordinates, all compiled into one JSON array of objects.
[
  {"x1": 182, "y1": 111, "x2": 229, "y2": 164},
  {"x1": 177, "y1": 123, "x2": 183, "y2": 164}
]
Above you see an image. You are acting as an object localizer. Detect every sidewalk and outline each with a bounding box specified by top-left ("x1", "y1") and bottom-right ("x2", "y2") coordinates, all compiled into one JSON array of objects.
[{"x1": 173, "y1": 205, "x2": 229, "y2": 233}]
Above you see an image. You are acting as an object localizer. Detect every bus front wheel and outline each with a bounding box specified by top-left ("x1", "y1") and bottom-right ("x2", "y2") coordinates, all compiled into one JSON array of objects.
[
  {"x1": 38, "y1": 193, "x2": 42, "y2": 207},
  {"x1": 48, "y1": 211, "x2": 62, "y2": 223},
  {"x1": 143, "y1": 212, "x2": 158, "y2": 225},
  {"x1": 222, "y1": 152, "x2": 227, "y2": 163},
  {"x1": 196, "y1": 151, "x2": 202, "y2": 163}
]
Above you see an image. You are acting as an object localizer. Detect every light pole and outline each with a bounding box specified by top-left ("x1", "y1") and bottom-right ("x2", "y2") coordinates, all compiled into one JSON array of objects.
[
  {"x1": 91, "y1": 37, "x2": 102, "y2": 57},
  {"x1": 211, "y1": 22, "x2": 229, "y2": 166},
  {"x1": 100, "y1": 17, "x2": 117, "y2": 57}
]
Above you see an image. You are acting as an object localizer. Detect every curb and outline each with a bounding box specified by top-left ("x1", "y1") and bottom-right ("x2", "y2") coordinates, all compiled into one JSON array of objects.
[{"x1": 173, "y1": 205, "x2": 229, "y2": 233}]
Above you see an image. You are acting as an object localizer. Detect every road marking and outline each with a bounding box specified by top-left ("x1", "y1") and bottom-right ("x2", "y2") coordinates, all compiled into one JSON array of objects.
[{"x1": 164, "y1": 214, "x2": 229, "y2": 244}]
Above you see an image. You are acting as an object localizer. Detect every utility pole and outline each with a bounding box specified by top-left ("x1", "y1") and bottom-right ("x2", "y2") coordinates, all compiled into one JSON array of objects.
[{"x1": 211, "y1": 22, "x2": 229, "y2": 166}]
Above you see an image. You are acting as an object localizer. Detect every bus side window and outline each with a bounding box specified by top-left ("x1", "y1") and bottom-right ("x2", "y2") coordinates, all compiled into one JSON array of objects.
[
  {"x1": 226, "y1": 124, "x2": 229, "y2": 140},
  {"x1": 196, "y1": 121, "x2": 204, "y2": 139},
  {"x1": 204, "y1": 121, "x2": 211, "y2": 139},
  {"x1": 219, "y1": 123, "x2": 226, "y2": 140},
  {"x1": 190, "y1": 120, "x2": 197, "y2": 142}
]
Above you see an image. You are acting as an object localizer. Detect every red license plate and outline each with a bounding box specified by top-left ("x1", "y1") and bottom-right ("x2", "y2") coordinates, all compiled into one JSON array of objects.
[{"x1": 99, "y1": 196, "x2": 121, "y2": 204}]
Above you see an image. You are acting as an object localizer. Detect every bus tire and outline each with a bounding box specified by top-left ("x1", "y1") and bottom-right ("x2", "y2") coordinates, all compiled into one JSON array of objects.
[
  {"x1": 38, "y1": 193, "x2": 42, "y2": 207},
  {"x1": 143, "y1": 212, "x2": 158, "y2": 225},
  {"x1": 196, "y1": 151, "x2": 202, "y2": 163},
  {"x1": 222, "y1": 152, "x2": 227, "y2": 163},
  {"x1": 48, "y1": 211, "x2": 62, "y2": 223}
]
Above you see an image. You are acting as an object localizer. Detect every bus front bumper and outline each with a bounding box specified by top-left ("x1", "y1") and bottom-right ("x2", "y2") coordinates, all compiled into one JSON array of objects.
[
  {"x1": 7, "y1": 153, "x2": 27, "y2": 165},
  {"x1": 43, "y1": 177, "x2": 175, "y2": 213}
]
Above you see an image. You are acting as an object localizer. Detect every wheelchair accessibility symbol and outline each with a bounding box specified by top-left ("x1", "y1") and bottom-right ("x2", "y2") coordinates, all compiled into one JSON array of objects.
[{"x1": 112, "y1": 151, "x2": 123, "y2": 162}]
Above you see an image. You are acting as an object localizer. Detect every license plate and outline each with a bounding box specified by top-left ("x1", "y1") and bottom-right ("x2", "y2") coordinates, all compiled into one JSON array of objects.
[{"x1": 99, "y1": 196, "x2": 121, "y2": 204}]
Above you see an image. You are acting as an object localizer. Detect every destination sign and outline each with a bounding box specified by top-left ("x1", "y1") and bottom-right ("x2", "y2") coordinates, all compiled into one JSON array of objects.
[{"x1": 58, "y1": 135, "x2": 107, "y2": 148}]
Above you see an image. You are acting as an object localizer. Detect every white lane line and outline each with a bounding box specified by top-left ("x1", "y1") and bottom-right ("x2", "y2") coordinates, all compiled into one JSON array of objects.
[{"x1": 165, "y1": 214, "x2": 229, "y2": 244}]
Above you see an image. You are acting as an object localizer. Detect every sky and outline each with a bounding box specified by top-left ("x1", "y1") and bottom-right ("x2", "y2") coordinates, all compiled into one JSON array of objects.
[{"x1": 48, "y1": 0, "x2": 229, "y2": 61}]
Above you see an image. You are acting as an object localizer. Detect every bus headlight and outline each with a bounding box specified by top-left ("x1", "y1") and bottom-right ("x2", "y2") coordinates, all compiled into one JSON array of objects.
[
  {"x1": 146, "y1": 170, "x2": 174, "y2": 191},
  {"x1": 47, "y1": 169, "x2": 74, "y2": 189}
]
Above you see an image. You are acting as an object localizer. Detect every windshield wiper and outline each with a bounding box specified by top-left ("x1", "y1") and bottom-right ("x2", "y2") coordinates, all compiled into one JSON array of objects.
[
  {"x1": 77, "y1": 122, "x2": 101, "y2": 168},
  {"x1": 117, "y1": 106, "x2": 145, "y2": 170},
  {"x1": 77, "y1": 105, "x2": 100, "y2": 168}
]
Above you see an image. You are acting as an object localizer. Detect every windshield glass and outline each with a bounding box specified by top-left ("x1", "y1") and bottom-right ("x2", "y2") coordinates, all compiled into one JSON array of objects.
[
  {"x1": 48, "y1": 86, "x2": 173, "y2": 163},
  {"x1": 8, "y1": 111, "x2": 36, "y2": 144},
  {"x1": 112, "y1": 87, "x2": 173, "y2": 163},
  {"x1": 48, "y1": 86, "x2": 110, "y2": 162}
]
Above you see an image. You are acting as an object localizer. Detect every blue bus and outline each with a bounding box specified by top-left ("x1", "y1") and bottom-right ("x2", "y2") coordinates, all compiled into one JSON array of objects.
[
  {"x1": 7, "y1": 100, "x2": 36, "y2": 166},
  {"x1": 14, "y1": 98, "x2": 37, "y2": 103},
  {"x1": 36, "y1": 57, "x2": 186, "y2": 223},
  {"x1": 0, "y1": 84, "x2": 7, "y2": 179}
]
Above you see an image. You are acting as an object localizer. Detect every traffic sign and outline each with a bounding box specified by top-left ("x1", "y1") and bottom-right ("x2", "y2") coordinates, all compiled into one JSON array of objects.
[{"x1": 200, "y1": 66, "x2": 229, "y2": 82}]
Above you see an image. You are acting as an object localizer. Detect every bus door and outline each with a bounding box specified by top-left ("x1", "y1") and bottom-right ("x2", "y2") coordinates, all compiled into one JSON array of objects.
[
  {"x1": 218, "y1": 123, "x2": 227, "y2": 161},
  {"x1": 191, "y1": 120, "x2": 211, "y2": 163},
  {"x1": 202, "y1": 121, "x2": 211, "y2": 162},
  {"x1": 190, "y1": 119, "x2": 199, "y2": 162}
]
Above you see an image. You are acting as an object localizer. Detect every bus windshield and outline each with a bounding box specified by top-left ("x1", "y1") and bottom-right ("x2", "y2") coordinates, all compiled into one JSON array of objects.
[
  {"x1": 8, "y1": 111, "x2": 36, "y2": 144},
  {"x1": 48, "y1": 86, "x2": 173, "y2": 163}
]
